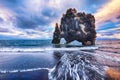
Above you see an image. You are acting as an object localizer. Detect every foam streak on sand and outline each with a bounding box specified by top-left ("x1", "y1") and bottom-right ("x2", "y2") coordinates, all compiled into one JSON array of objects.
[
  {"x1": 49, "y1": 52, "x2": 107, "y2": 80},
  {"x1": 0, "y1": 68, "x2": 50, "y2": 74}
]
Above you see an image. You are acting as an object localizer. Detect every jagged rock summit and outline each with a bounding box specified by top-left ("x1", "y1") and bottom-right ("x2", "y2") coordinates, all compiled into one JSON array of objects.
[{"x1": 52, "y1": 8, "x2": 96, "y2": 45}]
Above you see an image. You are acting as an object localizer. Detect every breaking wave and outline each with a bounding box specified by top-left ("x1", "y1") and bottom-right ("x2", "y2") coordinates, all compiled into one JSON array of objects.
[{"x1": 0, "y1": 46, "x2": 98, "y2": 53}]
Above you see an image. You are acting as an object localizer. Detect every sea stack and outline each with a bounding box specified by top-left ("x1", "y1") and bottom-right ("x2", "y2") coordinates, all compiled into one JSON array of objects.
[{"x1": 52, "y1": 8, "x2": 96, "y2": 45}]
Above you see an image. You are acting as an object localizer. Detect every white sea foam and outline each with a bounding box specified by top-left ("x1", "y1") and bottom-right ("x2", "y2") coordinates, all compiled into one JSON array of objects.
[
  {"x1": 0, "y1": 68, "x2": 50, "y2": 74},
  {"x1": 0, "y1": 46, "x2": 98, "y2": 53}
]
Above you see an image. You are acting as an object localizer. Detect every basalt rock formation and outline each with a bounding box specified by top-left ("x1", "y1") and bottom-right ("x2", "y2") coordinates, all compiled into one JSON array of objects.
[{"x1": 52, "y1": 8, "x2": 96, "y2": 45}]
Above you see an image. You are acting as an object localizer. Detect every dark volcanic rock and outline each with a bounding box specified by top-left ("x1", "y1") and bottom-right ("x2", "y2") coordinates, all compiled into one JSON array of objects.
[{"x1": 52, "y1": 8, "x2": 96, "y2": 45}]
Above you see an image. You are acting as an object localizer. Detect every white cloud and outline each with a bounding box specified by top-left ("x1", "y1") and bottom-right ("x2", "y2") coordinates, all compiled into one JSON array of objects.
[
  {"x1": 95, "y1": 0, "x2": 120, "y2": 27},
  {"x1": 0, "y1": 0, "x2": 87, "y2": 39},
  {"x1": 97, "y1": 33, "x2": 120, "y2": 39},
  {"x1": 97, "y1": 27, "x2": 120, "y2": 33},
  {"x1": 0, "y1": 4, "x2": 52, "y2": 39},
  {"x1": 1, "y1": 0, "x2": 119, "y2": 39}
]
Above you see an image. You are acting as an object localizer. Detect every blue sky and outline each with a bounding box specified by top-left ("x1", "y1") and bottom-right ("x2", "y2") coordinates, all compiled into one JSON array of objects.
[{"x1": 0, "y1": 0, "x2": 120, "y2": 39}]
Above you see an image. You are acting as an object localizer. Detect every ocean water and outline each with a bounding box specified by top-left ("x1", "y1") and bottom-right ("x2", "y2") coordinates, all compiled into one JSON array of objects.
[{"x1": 0, "y1": 40, "x2": 120, "y2": 80}]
